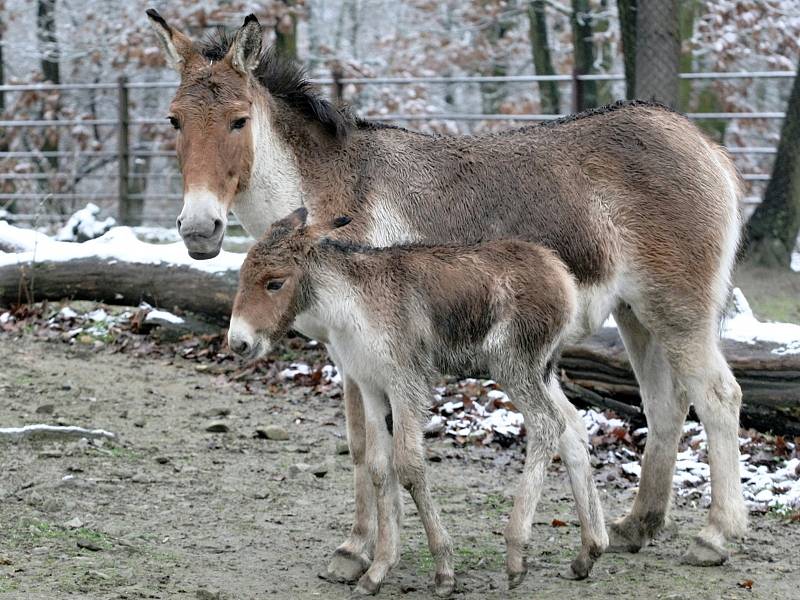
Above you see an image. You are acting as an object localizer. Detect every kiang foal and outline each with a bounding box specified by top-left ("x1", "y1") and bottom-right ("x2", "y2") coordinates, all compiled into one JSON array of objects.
[{"x1": 227, "y1": 208, "x2": 607, "y2": 596}]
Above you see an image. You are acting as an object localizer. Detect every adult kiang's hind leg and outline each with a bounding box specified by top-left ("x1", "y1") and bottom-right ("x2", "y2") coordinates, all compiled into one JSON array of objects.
[
  {"x1": 668, "y1": 340, "x2": 746, "y2": 565},
  {"x1": 606, "y1": 304, "x2": 689, "y2": 552}
]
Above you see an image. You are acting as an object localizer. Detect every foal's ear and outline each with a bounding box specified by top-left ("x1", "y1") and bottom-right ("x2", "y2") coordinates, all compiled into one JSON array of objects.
[
  {"x1": 277, "y1": 207, "x2": 308, "y2": 230},
  {"x1": 332, "y1": 215, "x2": 352, "y2": 229},
  {"x1": 228, "y1": 14, "x2": 263, "y2": 75},
  {"x1": 146, "y1": 9, "x2": 194, "y2": 73}
]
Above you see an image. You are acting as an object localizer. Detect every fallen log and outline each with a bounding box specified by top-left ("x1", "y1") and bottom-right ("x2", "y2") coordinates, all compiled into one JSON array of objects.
[
  {"x1": 0, "y1": 257, "x2": 237, "y2": 322},
  {"x1": 562, "y1": 328, "x2": 800, "y2": 436},
  {"x1": 1, "y1": 255, "x2": 798, "y2": 434}
]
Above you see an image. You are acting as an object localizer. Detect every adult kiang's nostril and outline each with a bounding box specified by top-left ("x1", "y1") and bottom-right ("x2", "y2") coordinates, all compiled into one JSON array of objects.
[
  {"x1": 212, "y1": 218, "x2": 224, "y2": 237},
  {"x1": 230, "y1": 338, "x2": 250, "y2": 356}
]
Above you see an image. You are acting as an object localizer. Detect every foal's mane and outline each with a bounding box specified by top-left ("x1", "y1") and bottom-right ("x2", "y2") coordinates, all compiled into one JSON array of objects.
[{"x1": 197, "y1": 29, "x2": 399, "y2": 139}]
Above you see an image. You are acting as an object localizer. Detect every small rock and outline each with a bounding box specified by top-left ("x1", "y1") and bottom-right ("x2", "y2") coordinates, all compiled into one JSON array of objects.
[
  {"x1": 254, "y1": 491, "x2": 270, "y2": 500},
  {"x1": 335, "y1": 441, "x2": 350, "y2": 455},
  {"x1": 133, "y1": 419, "x2": 146, "y2": 428},
  {"x1": 310, "y1": 463, "x2": 329, "y2": 478},
  {"x1": 87, "y1": 570, "x2": 110, "y2": 580},
  {"x1": 196, "y1": 590, "x2": 221, "y2": 600},
  {"x1": 287, "y1": 463, "x2": 311, "y2": 478},
  {"x1": 38, "y1": 450, "x2": 63, "y2": 459},
  {"x1": 195, "y1": 364, "x2": 210, "y2": 373},
  {"x1": 131, "y1": 472, "x2": 153, "y2": 484},
  {"x1": 61, "y1": 384, "x2": 72, "y2": 391},
  {"x1": 155, "y1": 456, "x2": 170, "y2": 464},
  {"x1": 205, "y1": 421, "x2": 230, "y2": 433},
  {"x1": 42, "y1": 498, "x2": 62, "y2": 513},
  {"x1": 35, "y1": 404, "x2": 55, "y2": 415},
  {"x1": 76, "y1": 539, "x2": 101, "y2": 552},
  {"x1": 64, "y1": 516, "x2": 84, "y2": 529},
  {"x1": 205, "y1": 407, "x2": 231, "y2": 418},
  {"x1": 255, "y1": 425, "x2": 289, "y2": 441}
]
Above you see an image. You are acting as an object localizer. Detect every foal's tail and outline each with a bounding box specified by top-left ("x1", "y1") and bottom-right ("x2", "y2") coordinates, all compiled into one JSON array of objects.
[{"x1": 708, "y1": 143, "x2": 745, "y2": 319}]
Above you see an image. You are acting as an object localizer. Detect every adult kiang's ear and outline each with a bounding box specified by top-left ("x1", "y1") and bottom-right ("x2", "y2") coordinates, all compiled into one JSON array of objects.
[
  {"x1": 227, "y1": 13, "x2": 263, "y2": 75},
  {"x1": 146, "y1": 8, "x2": 195, "y2": 73}
]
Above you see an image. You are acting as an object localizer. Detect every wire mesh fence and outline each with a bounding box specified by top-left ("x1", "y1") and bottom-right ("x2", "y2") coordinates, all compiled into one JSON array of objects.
[{"x1": 0, "y1": 69, "x2": 794, "y2": 229}]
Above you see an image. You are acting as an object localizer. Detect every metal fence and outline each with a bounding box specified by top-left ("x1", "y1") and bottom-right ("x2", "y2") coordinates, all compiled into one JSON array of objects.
[{"x1": 0, "y1": 69, "x2": 794, "y2": 228}]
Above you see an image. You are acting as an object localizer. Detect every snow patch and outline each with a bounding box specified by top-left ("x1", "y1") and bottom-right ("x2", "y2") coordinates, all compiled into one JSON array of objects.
[
  {"x1": 280, "y1": 363, "x2": 312, "y2": 380},
  {"x1": 144, "y1": 309, "x2": 185, "y2": 325},
  {"x1": 55, "y1": 203, "x2": 116, "y2": 242},
  {"x1": 1, "y1": 222, "x2": 243, "y2": 274}
]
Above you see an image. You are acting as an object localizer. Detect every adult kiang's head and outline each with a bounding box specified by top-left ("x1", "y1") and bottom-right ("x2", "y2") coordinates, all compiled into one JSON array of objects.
[{"x1": 147, "y1": 10, "x2": 265, "y2": 259}]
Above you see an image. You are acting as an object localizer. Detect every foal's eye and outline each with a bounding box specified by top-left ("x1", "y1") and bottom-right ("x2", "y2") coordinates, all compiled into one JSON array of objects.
[
  {"x1": 265, "y1": 279, "x2": 284, "y2": 292},
  {"x1": 167, "y1": 116, "x2": 180, "y2": 130},
  {"x1": 231, "y1": 117, "x2": 248, "y2": 131}
]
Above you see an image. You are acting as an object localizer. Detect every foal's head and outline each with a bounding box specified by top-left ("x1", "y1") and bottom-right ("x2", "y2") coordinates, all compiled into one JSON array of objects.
[{"x1": 228, "y1": 207, "x2": 312, "y2": 360}]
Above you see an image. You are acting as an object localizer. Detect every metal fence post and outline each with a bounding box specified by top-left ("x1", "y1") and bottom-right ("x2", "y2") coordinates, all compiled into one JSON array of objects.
[
  {"x1": 332, "y1": 64, "x2": 344, "y2": 104},
  {"x1": 117, "y1": 76, "x2": 131, "y2": 225}
]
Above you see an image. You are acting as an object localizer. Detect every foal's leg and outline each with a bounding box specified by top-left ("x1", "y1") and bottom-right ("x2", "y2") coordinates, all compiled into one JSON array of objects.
[
  {"x1": 389, "y1": 383, "x2": 455, "y2": 597},
  {"x1": 355, "y1": 385, "x2": 403, "y2": 596},
  {"x1": 326, "y1": 375, "x2": 378, "y2": 582},
  {"x1": 606, "y1": 305, "x2": 689, "y2": 552},
  {"x1": 550, "y1": 377, "x2": 608, "y2": 579},
  {"x1": 503, "y1": 377, "x2": 565, "y2": 589}
]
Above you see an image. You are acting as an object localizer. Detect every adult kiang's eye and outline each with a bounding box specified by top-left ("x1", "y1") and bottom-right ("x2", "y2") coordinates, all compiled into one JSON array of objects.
[
  {"x1": 265, "y1": 279, "x2": 284, "y2": 292},
  {"x1": 231, "y1": 117, "x2": 248, "y2": 130},
  {"x1": 167, "y1": 116, "x2": 180, "y2": 130}
]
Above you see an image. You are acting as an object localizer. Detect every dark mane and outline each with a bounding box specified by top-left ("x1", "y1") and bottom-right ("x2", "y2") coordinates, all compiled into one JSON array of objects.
[
  {"x1": 196, "y1": 29, "x2": 354, "y2": 138},
  {"x1": 195, "y1": 28, "x2": 674, "y2": 140},
  {"x1": 535, "y1": 99, "x2": 677, "y2": 128},
  {"x1": 316, "y1": 237, "x2": 488, "y2": 256}
]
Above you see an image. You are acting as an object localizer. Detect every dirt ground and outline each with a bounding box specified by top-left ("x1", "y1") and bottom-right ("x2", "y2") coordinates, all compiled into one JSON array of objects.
[{"x1": 1, "y1": 334, "x2": 798, "y2": 600}]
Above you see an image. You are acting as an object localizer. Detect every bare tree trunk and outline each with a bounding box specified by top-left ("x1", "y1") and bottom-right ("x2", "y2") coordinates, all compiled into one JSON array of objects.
[
  {"x1": 480, "y1": 4, "x2": 515, "y2": 116},
  {"x1": 527, "y1": 0, "x2": 560, "y2": 114},
  {"x1": 744, "y1": 63, "x2": 800, "y2": 269},
  {"x1": 595, "y1": 0, "x2": 614, "y2": 105},
  {"x1": 617, "y1": 0, "x2": 637, "y2": 100},
  {"x1": 37, "y1": 0, "x2": 59, "y2": 84},
  {"x1": 0, "y1": 9, "x2": 5, "y2": 117},
  {"x1": 571, "y1": 0, "x2": 597, "y2": 111},
  {"x1": 633, "y1": 0, "x2": 679, "y2": 107},
  {"x1": 275, "y1": 0, "x2": 298, "y2": 59},
  {"x1": 37, "y1": 0, "x2": 60, "y2": 188}
]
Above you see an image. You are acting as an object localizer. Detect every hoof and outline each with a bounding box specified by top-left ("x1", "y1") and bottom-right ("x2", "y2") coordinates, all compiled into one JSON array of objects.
[
  {"x1": 324, "y1": 548, "x2": 371, "y2": 583},
  {"x1": 562, "y1": 557, "x2": 591, "y2": 580},
  {"x1": 507, "y1": 557, "x2": 528, "y2": 590},
  {"x1": 354, "y1": 573, "x2": 382, "y2": 596},
  {"x1": 558, "y1": 565, "x2": 584, "y2": 580},
  {"x1": 606, "y1": 521, "x2": 643, "y2": 554},
  {"x1": 681, "y1": 537, "x2": 729, "y2": 567},
  {"x1": 434, "y1": 573, "x2": 455, "y2": 597}
]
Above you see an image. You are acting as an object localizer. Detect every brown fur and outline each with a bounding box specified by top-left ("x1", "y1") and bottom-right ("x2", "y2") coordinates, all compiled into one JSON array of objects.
[
  {"x1": 149, "y1": 10, "x2": 748, "y2": 583},
  {"x1": 230, "y1": 210, "x2": 606, "y2": 592}
]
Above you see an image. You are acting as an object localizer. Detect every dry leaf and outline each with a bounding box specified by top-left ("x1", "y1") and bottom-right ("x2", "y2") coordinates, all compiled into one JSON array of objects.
[
  {"x1": 737, "y1": 580, "x2": 754, "y2": 590},
  {"x1": 551, "y1": 519, "x2": 567, "y2": 527}
]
